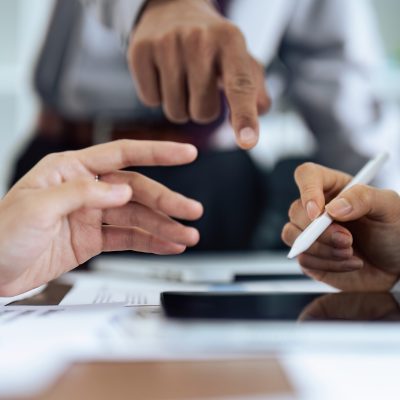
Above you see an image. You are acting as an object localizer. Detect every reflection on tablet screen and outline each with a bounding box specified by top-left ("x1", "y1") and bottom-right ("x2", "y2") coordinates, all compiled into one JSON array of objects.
[{"x1": 161, "y1": 292, "x2": 400, "y2": 322}]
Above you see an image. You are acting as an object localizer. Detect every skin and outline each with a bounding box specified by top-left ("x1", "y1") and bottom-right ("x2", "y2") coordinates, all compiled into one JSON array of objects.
[
  {"x1": 281, "y1": 162, "x2": 400, "y2": 291},
  {"x1": 298, "y1": 292, "x2": 400, "y2": 322},
  {"x1": 0, "y1": 140, "x2": 203, "y2": 297},
  {"x1": 128, "y1": 0, "x2": 270, "y2": 149}
]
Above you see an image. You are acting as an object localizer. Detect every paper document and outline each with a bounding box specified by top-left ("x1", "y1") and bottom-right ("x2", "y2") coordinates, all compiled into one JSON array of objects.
[
  {"x1": 0, "y1": 303, "x2": 125, "y2": 398},
  {"x1": 60, "y1": 272, "x2": 209, "y2": 306},
  {"x1": 60, "y1": 270, "x2": 335, "y2": 307}
]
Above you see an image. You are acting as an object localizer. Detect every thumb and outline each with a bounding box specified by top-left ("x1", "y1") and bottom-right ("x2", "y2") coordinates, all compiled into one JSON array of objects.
[
  {"x1": 325, "y1": 184, "x2": 400, "y2": 223},
  {"x1": 33, "y1": 178, "x2": 132, "y2": 219}
]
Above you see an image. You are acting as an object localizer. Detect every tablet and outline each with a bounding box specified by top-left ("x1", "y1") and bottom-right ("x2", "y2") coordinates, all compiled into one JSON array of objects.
[{"x1": 161, "y1": 292, "x2": 400, "y2": 322}]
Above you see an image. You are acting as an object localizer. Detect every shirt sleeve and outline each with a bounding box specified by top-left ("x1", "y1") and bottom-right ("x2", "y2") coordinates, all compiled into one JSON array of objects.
[
  {"x1": 280, "y1": 0, "x2": 388, "y2": 174},
  {"x1": 79, "y1": 0, "x2": 147, "y2": 47}
]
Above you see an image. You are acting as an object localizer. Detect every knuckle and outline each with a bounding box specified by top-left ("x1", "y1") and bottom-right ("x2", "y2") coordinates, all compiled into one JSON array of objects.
[
  {"x1": 216, "y1": 21, "x2": 243, "y2": 41},
  {"x1": 154, "y1": 217, "x2": 166, "y2": 237},
  {"x1": 117, "y1": 139, "x2": 132, "y2": 149},
  {"x1": 294, "y1": 162, "x2": 317, "y2": 182},
  {"x1": 183, "y1": 26, "x2": 207, "y2": 47},
  {"x1": 118, "y1": 138, "x2": 130, "y2": 146},
  {"x1": 302, "y1": 186, "x2": 319, "y2": 202},
  {"x1": 155, "y1": 32, "x2": 177, "y2": 54},
  {"x1": 378, "y1": 189, "x2": 400, "y2": 220},
  {"x1": 130, "y1": 39, "x2": 152, "y2": 63},
  {"x1": 288, "y1": 199, "x2": 301, "y2": 221},
  {"x1": 76, "y1": 179, "x2": 95, "y2": 197},
  {"x1": 154, "y1": 192, "x2": 165, "y2": 211},
  {"x1": 281, "y1": 223, "x2": 292, "y2": 243},
  {"x1": 226, "y1": 73, "x2": 256, "y2": 94},
  {"x1": 384, "y1": 189, "x2": 400, "y2": 203},
  {"x1": 118, "y1": 141, "x2": 136, "y2": 167},
  {"x1": 352, "y1": 184, "x2": 371, "y2": 209},
  {"x1": 41, "y1": 151, "x2": 73, "y2": 167},
  {"x1": 183, "y1": 28, "x2": 214, "y2": 59}
]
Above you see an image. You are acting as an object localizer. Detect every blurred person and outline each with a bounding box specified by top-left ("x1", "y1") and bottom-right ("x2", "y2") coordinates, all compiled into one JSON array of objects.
[
  {"x1": 282, "y1": 162, "x2": 400, "y2": 292},
  {"x1": 11, "y1": 0, "x2": 392, "y2": 251},
  {"x1": 0, "y1": 140, "x2": 203, "y2": 296}
]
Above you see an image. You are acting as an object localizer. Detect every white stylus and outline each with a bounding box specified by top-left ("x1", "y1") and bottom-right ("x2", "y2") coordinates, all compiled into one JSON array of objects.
[{"x1": 287, "y1": 152, "x2": 389, "y2": 259}]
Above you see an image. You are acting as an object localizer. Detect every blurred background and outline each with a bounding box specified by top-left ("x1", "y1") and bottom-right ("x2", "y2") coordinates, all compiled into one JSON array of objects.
[{"x1": 0, "y1": 0, "x2": 400, "y2": 196}]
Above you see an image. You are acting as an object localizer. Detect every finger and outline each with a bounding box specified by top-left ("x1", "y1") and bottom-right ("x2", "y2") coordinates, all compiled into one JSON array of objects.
[
  {"x1": 101, "y1": 170, "x2": 203, "y2": 221},
  {"x1": 326, "y1": 185, "x2": 400, "y2": 223},
  {"x1": 298, "y1": 253, "x2": 364, "y2": 273},
  {"x1": 183, "y1": 29, "x2": 221, "y2": 123},
  {"x1": 154, "y1": 33, "x2": 189, "y2": 123},
  {"x1": 32, "y1": 179, "x2": 132, "y2": 220},
  {"x1": 288, "y1": 199, "x2": 310, "y2": 229},
  {"x1": 252, "y1": 59, "x2": 270, "y2": 114},
  {"x1": 128, "y1": 38, "x2": 161, "y2": 107},
  {"x1": 282, "y1": 223, "x2": 353, "y2": 260},
  {"x1": 102, "y1": 226, "x2": 186, "y2": 255},
  {"x1": 301, "y1": 264, "x2": 398, "y2": 292},
  {"x1": 74, "y1": 140, "x2": 198, "y2": 174},
  {"x1": 287, "y1": 200, "x2": 354, "y2": 249},
  {"x1": 294, "y1": 163, "x2": 352, "y2": 220},
  {"x1": 102, "y1": 202, "x2": 200, "y2": 246},
  {"x1": 219, "y1": 26, "x2": 259, "y2": 149},
  {"x1": 282, "y1": 217, "x2": 353, "y2": 249}
]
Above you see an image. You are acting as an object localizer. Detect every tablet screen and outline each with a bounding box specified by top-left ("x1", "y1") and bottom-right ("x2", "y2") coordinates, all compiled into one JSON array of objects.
[{"x1": 161, "y1": 292, "x2": 400, "y2": 322}]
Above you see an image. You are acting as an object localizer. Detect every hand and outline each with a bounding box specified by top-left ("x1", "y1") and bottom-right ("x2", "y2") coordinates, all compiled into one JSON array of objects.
[
  {"x1": 298, "y1": 293, "x2": 400, "y2": 322},
  {"x1": 281, "y1": 162, "x2": 400, "y2": 291},
  {"x1": 0, "y1": 140, "x2": 203, "y2": 296},
  {"x1": 128, "y1": 0, "x2": 270, "y2": 149}
]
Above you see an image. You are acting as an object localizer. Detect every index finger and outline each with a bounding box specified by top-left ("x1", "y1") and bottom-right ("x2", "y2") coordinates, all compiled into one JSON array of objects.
[
  {"x1": 76, "y1": 140, "x2": 198, "y2": 174},
  {"x1": 101, "y1": 170, "x2": 204, "y2": 221},
  {"x1": 219, "y1": 30, "x2": 259, "y2": 149},
  {"x1": 294, "y1": 162, "x2": 352, "y2": 220}
]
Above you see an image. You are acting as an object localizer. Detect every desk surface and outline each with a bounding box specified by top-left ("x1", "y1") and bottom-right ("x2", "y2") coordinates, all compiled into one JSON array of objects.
[
  {"x1": 30, "y1": 359, "x2": 292, "y2": 400},
  {"x1": 9, "y1": 281, "x2": 293, "y2": 400}
]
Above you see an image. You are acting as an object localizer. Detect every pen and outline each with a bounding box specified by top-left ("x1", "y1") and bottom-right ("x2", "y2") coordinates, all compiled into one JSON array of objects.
[{"x1": 287, "y1": 152, "x2": 389, "y2": 259}]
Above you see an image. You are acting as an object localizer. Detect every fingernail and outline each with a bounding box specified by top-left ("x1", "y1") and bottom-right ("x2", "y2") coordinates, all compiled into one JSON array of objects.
[
  {"x1": 326, "y1": 198, "x2": 352, "y2": 217},
  {"x1": 239, "y1": 127, "x2": 257, "y2": 146},
  {"x1": 306, "y1": 200, "x2": 321, "y2": 220},
  {"x1": 331, "y1": 231, "x2": 352, "y2": 248}
]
